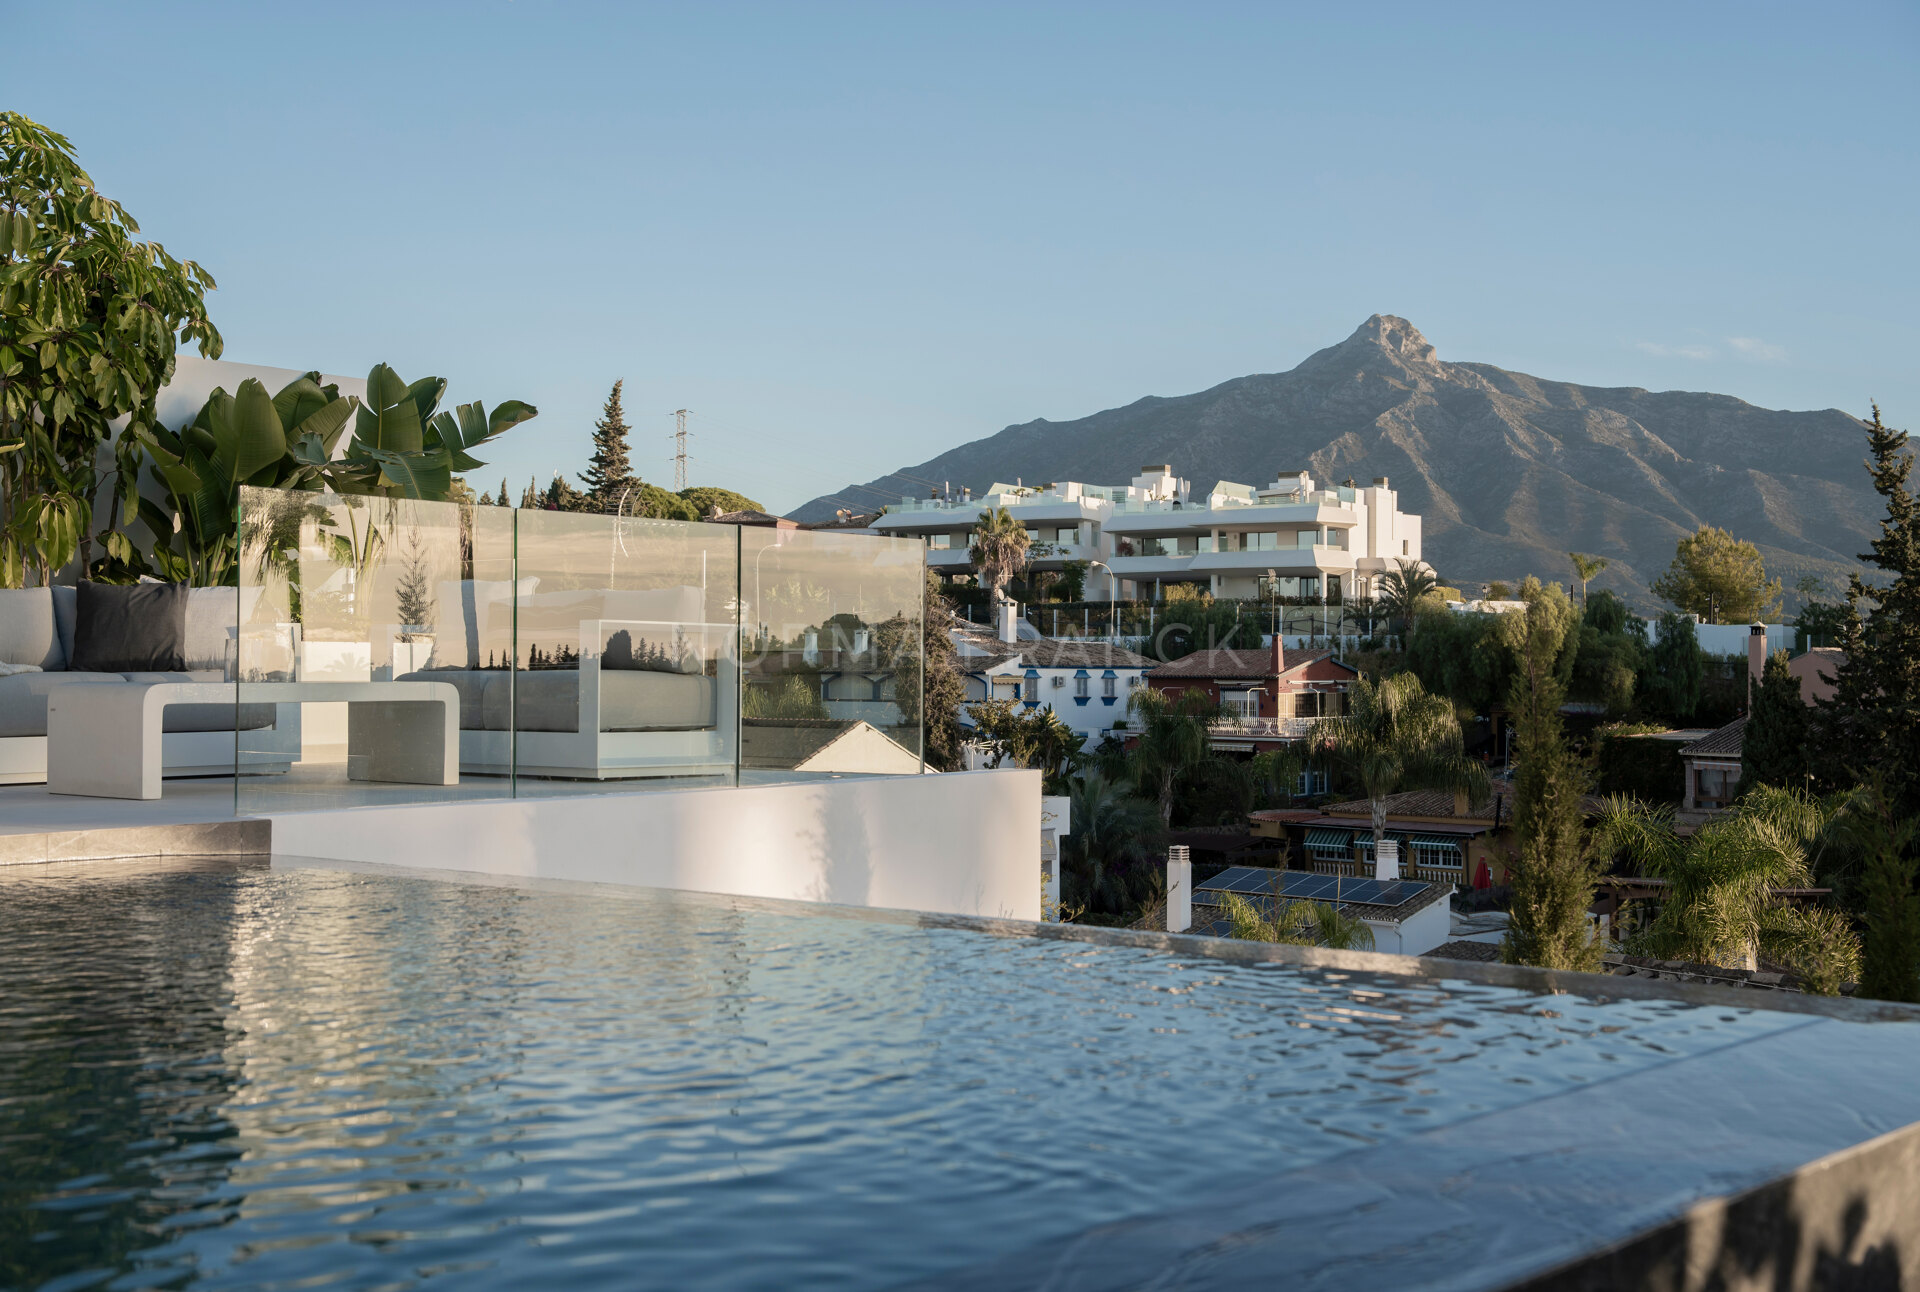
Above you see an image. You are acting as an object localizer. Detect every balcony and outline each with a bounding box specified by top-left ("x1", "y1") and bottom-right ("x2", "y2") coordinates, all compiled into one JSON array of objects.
[
  {"x1": 1208, "y1": 715, "x2": 1328, "y2": 741},
  {"x1": 1105, "y1": 499, "x2": 1356, "y2": 535}
]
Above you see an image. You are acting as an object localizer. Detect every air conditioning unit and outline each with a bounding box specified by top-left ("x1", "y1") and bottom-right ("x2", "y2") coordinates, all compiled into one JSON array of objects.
[{"x1": 1051, "y1": 675, "x2": 1066, "y2": 688}]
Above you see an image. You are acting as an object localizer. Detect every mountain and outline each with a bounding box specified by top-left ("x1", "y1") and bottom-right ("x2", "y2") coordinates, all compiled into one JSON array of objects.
[{"x1": 791, "y1": 315, "x2": 1878, "y2": 611}]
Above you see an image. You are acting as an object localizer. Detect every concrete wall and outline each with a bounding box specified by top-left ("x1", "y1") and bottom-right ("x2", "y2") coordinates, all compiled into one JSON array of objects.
[{"x1": 270, "y1": 768, "x2": 1042, "y2": 921}]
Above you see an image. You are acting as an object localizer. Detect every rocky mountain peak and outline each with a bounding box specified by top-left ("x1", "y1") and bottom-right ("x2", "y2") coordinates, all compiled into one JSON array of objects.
[
  {"x1": 1298, "y1": 314, "x2": 1442, "y2": 379},
  {"x1": 792, "y1": 318, "x2": 1871, "y2": 609}
]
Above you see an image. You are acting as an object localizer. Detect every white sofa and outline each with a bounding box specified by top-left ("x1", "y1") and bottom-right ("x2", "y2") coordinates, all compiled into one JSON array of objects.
[{"x1": 0, "y1": 585, "x2": 299, "y2": 785}]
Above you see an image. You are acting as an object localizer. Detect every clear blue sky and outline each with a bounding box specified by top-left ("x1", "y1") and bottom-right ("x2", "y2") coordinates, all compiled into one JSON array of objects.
[{"x1": 9, "y1": 1, "x2": 1917, "y2": 514}]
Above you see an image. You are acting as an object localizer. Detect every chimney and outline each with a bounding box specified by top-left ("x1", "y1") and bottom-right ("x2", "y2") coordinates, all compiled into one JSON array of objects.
[
  {"x1": 1748, "y1": 623, "x2": 1767, "y2": 706},
  {"x1": 999, "y1": 600, "x2": 1020, "y2": 645},
  {"x1": 1374, "y1": 838, "x2": 1400, "y2": 882}
]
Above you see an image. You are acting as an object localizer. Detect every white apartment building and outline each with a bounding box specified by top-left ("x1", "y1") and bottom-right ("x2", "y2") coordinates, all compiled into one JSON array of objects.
[
  {"x1": 873, "y1": 465, "x2": 1424, "y2": 624},
  {"x1": 1103, "y1": 469, "x2": 1421, "y2": 606},
  {"x1": 870, "y1": 467, "x2": 1187, "y2": 599}
]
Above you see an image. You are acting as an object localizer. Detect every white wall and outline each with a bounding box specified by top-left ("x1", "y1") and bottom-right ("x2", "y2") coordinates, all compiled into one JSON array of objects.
[
  {"x1": 153, "y1": 355, "x2": 369, "y2": 431},
  {"x1": 1690, "y1": 621, "x2": 1792, "y2": 657},
  {"x1": 270, "y1": 769, "x2": 1042, "y2": 921},
  {"x1": 1366, "y1": 895, "x2": 1452, "y2": 956}
]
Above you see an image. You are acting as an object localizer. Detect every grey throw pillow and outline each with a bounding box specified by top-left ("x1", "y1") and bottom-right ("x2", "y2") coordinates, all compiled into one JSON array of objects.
[{"x1": 71, "y1": 581, "x2": 190, "y2": 672}]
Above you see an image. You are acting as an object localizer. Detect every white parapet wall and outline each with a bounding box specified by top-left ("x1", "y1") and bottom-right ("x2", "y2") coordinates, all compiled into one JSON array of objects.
[{"x1": 269, "y1": 769, "x2": 1043, "y2": 921}]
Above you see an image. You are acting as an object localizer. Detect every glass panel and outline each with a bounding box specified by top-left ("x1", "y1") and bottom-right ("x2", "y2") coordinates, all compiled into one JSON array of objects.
[
  {"x1": 737, "y1": 527, "x2": 924, "y2": 780},
  {"x1": 509, "y1": 509, "x2": 740, "y2": 792},
  {"x1": 237, "y1": 488, "x2": 515, "y2": 812}
]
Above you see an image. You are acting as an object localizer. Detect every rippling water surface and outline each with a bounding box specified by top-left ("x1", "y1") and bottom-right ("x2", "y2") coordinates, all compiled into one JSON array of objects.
[{"x1": 0, "y1": 860, "x2": 1805, "y2": 1290}]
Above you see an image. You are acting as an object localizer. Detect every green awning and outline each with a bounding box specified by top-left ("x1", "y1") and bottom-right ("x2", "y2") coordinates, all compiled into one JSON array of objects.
[
  {"x1": 1354, "y1": 832, "x2": 1410, "y2": 854},
  {"x1": 1410, "y1": 835, "x2": 1463, "y2": 852},
  {"x1": 1303, "y1": 828, "x2": 1352, "y2": 850}
]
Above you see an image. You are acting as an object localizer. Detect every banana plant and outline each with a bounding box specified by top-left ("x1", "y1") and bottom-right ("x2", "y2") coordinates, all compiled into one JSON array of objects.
[
  {"x1": 331, "y1": 363, "x2": 537, "y2": 499},
  {"x1": 136, "y1": 373, "x2": 356, "y2": 586}
]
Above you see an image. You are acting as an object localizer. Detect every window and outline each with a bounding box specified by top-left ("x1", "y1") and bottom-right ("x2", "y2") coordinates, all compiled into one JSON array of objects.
[
  {"x1": 1102, "y1": 674, "x2": 1117, "y2": 698},
  {"x1": 1410, "y1": 839, "x2": 1463, "y2": 872},
  {"x1": 1022, "y1": 674, "x2": 1038, "y2": 702},
  {"x1": 1696, "y1": 766, "x2": 1734, "y2": 809},
  {"x1": 927, "y1": 533, "x2": 952, "y2": 550},
  {"x1": 1074, "y1": 674, "x2": 1089, "y2": 698},
  {"x1": 1402, "y1": 540, "x2": 1409, "y2": 556}
]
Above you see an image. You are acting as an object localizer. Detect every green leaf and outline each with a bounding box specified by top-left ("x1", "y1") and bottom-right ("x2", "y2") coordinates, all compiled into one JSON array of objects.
[
  {"x1": 364, "y1": 363, "x2": 409, "y2": 411},
  {"x1": 229, "y1": 378, "x2": 286, "y2": 482},
  {"x1": 290, "y1": 393, "x2": 353, "y2": 455}
]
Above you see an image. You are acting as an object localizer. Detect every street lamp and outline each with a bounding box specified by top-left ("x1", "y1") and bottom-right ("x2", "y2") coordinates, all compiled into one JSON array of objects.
[{"x1": 1087, "y1": 559, "x2": 1118, "y2": 641}]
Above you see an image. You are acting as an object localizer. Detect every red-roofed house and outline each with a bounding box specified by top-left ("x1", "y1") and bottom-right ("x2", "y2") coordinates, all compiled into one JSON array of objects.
[{"x1": 1143, "y1": 639, "x2": 1359, "y2": 754}]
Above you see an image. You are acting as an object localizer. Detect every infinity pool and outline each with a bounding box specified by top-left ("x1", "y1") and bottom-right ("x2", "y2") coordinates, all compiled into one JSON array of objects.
[{"x1": 0, "y1": 860, "x2": 1811, "y2": 1290}]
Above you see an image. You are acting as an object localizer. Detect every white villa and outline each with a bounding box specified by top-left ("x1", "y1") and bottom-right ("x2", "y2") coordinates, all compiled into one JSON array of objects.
[
  {"x1": 953, "y1": 627, "x2": 1152, "y2": 740},
  {"x1": 873, "y1": 465, "x2": 1424, "y2": 610}
]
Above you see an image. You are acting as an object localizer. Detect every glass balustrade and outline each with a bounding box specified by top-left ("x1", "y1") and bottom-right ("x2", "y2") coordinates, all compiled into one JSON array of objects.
[{"x1": 234, "y1": 487, "x2": 925, "y2": 811}]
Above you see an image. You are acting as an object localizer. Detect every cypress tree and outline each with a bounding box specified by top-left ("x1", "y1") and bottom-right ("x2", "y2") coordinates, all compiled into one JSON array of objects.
[
  {"x1": 519, "y1": 477, "x2": 539, "y2": 509},
  {"x1": 1502, "y1": 584, "x2": 1606, "y2": 971},
  {"x1": 496, "y1": 477, "x2": 511, "y2": 508},
  {"x1": 1736, "y1": 650, "x2": 1808, "y2": 795},
  {"x1": 578, "y1": 380, "x2": 636, "y2": 513}
]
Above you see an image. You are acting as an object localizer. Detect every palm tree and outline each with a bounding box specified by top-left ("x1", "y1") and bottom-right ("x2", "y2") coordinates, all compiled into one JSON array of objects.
[
  {"x1": 1127, "y1": 685, "x2": 1221, "y2": 824},
  {"x1": 1250, "y1": 745, "x2": 1309, "y2": 807},
  {"x1": 1592, "y1": 792, "x2": 1861, "y2": 989},
  {"x1": 1315, "y1": 672, "x2": 1489, "y2": 857},
  {"x1": 1219, "y1": 890, "x2": 1376, "y2": 951},
  {"x1": 1569, "y1": 552, "x2": 1609, "y2": 607},
  {"x1": 1374, "y1": 557, "x2": 1438, "y2": 632},
  {"x1": 968, "y1": 506, "x2": 1031, "y2": 604},
  {"x1": 1061, "y1": 771, "x2": 1163, "y2": 917}
]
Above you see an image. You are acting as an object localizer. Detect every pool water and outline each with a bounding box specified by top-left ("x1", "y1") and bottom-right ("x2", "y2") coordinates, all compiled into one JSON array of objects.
[{"x1": 0, "y1": 861, "x2": 1810, "y2": 1291}]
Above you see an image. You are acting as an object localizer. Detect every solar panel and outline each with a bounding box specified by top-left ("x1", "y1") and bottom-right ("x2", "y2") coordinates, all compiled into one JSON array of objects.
[
  {"x1": 1285, "y1": 873, "x2": 1338, "y2": 900},
  {"x1": 1196, "y1": 869, "x2": 1423, "y2": 910}
]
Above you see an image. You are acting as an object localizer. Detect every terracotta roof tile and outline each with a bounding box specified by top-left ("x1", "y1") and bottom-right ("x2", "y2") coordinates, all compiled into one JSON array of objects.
[{"x1": 1680, "y1": 716, "x2": 1747, "y2": 759}]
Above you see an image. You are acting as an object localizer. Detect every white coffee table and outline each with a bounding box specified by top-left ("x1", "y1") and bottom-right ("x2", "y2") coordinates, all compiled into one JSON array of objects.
[{"x1": 47, "y1": 680, "x2": 460, "y2": 800}]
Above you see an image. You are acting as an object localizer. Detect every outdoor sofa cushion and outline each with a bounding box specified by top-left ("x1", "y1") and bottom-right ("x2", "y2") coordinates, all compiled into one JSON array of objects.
[
  {"x1": 503, "y1": 668, "x2": 714, "y2": 732},
  {"x1": 71, "y1": 582, "x2": 188, "y2": 672},
  {"x1": 401, "y1": 668, "x2": 715, "y2": 732},
  {"x1": 184, "y1": 587, "x2": 242, "y2": 672},
  {"x1": 0, "y1": 669, "x2": 276, "y2": 737},
  {"x1": 0, "y1": 587, "x2": 65, "y2": 669}
]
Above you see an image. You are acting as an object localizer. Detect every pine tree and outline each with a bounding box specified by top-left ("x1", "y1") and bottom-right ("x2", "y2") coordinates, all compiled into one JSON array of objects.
[
  {"x1": 1811, "y1": 406, "x2": 1920, "y2": 814},
  {"x1": 394, "y1": 530, "x2": 436, "y2": 638},
  {"x1": 1857, "y1": 772, "x2": 1920, "y2": 1003},
  {"x1": 1737, "y1": 650, "x2": 1808, "y2": 795},
  {"x1": 541, "y1": 472, "x2": 586, "y2": 512},
  {"x1": 578, "y1": 380, "x2": 636, "y2": 513},
  {"x1": 1502, "y1": 587, "x2": 1606, "y2": 971}
]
